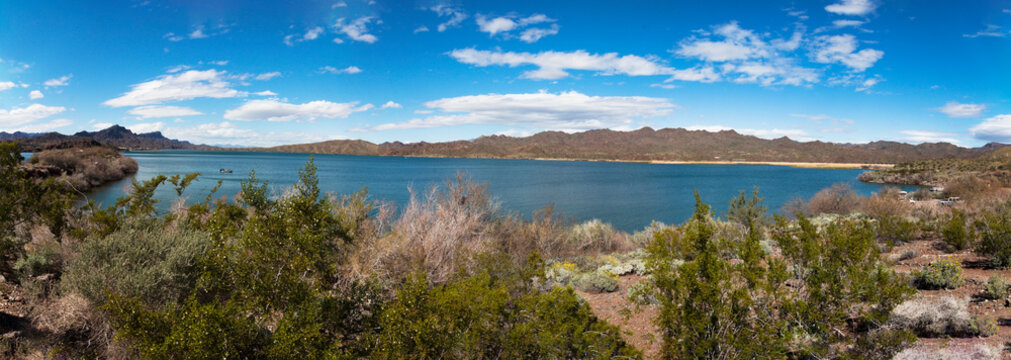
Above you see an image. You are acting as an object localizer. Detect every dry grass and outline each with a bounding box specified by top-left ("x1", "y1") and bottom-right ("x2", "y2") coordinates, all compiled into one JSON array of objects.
[
  {"x1": 29, "y1": 293, "x2": 131, "y2": 358},
  {"x1": 893, "y1": 343, "x2": 1002, "y2": 360},
  {"x1": 863, "y1": 186, "x2": 912, "y2": 218},
  {"x1": 348, "y1": 174, "x2": 500, "y2": 285},
  {"x1": 888, "y1": 297, "x2": 982, "y2": 337}
]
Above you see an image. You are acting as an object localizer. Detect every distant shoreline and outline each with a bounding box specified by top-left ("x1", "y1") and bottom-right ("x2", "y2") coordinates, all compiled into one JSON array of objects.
[{"x1": 527, "y1": 157, "x2": 895, "y2": 169}]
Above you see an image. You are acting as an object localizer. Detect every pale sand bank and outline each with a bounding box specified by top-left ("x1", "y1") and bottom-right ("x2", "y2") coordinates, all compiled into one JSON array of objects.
[{"x1": 529, "y1": 157, "x2": 895, "y2": 169}]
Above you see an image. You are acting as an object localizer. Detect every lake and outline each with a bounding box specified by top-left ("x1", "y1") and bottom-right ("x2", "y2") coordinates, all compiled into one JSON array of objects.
[{"x1": 86, "y1": 150, "x2": 913, "y2": 232}]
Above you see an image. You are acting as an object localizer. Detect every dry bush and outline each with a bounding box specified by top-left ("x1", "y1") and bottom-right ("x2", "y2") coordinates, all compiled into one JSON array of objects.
[
  {"x1": 30, "y1": 293, "x2": 125, "y2": 358},
  {"x1": 780, "y1": 196, "x2": 809, "y2": 217},
  {"x1": 944, "y1": 176, "x2": 1001, "y2": 202},
  {"x1": 893, "y1": 343, "x2": 1002, "y2": 360},
  {"x1": 565, "y1": 219, "x2": 631, "y2": 256},
  {"x1": 492, "y1": 205, "x2": 572, "y2": 262},
  {"x1": 806, "y1": 183, "x2": 865, "y2": 216},
  {"x1": 863, "y1": 187, "x2": 912, "y2": 218},
  {"x1": 32, "y1": 147, "x2": 138, "y2": 191},
  {"x1": 349, "y1": 174, "x2": 500, "y2": 285},
  {"x1": 888, "y1": 297, "x2": 993, "y2": 337}
]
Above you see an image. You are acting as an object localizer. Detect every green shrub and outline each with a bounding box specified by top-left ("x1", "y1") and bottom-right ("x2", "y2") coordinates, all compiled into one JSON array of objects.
[
  {"x1": 942, "y1": 209, "x2": 969, "y2": 251},
  {"x1": 61, "y1": 219, "x2": 211, "y2": 307},
  {"x1": 916, "y1": 258, "x2": 964, "y2": 289},
  {"x1": 876, "y1": 215, "x2": 916, "y2": 250},
  {"x1": 13, "y1": 247, "x2": 58, "y2": 278},
  {"x1": 975, "y1": 201, "x2": 1011, "y2": 268},
  {"x1": 643, "y1": 192, "x2": 914, "y2": 359},
  {"x1": 983, "y1": 275, "x2": 1008, "y2": 300},
  {"x1": 573, "y1": 271, "x2": 620, "y2": 293},
  {"x1": 372, "y1": 266, "x2": 639, "y2": 359}
]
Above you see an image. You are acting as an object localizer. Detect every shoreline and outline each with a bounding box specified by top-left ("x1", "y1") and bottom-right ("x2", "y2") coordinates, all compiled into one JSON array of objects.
[{"x1": 185, "y1": 148, "x2": 898, "y2": 170}]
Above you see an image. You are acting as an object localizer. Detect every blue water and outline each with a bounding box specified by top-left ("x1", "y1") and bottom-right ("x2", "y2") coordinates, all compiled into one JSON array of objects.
[{"x1": 86, "y1": 150, "x2": 913, "y2": 232}]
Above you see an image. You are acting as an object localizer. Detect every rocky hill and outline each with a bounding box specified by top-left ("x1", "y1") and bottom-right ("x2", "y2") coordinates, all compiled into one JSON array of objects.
[
  {"x1": 255, "y1": 127, "x2": 1004, "y2": 165},
  {"x1": 1, "y1": 125, "x2": 210, "y2": 152}
]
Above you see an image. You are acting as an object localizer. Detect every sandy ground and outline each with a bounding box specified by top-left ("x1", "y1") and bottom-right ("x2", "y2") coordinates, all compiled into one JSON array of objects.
[{"x1": 529, "y1": 157, "x2": 895, "y2": 169}]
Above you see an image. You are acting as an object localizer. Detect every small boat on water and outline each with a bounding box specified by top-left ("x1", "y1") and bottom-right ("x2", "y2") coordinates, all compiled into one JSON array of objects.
[{"x1": 219, "y1": 168, "x2": 233, "y2": 174}]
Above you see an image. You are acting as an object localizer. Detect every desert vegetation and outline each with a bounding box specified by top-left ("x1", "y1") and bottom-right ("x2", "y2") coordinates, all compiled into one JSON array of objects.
[
  {"x1": 26, "y1": 145, "x2": 138, "y2": 192},
  {"x1": 3, "y1": 142, "x2": 1011, "y2": 359}
]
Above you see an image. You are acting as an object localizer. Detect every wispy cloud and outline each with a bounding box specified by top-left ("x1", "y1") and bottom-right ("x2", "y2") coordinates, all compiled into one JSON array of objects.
[
  {"x1": 103, "y1": 69, "x2": 245, "y2": 107},
  {"x1": 824, "y1": 0, "x2": 877, "y2": 16},
  {"x1": 427, "y1": 4, "x2": 468, "y2": 32},
  {"x1": 900, "y1": 130, "x2": 960, "y2": 144},
  {"x1": 936, "y1": 101, "x2": 985, "y2": 118},
  {"x1": 963, "y1": 24, "x2": 1006, "y2": 38},
  {"x1": 224, "y1": 99, "x2": 372, "y2": 122},
  {"x1": 449, "y1": 48, "x2": 675, "y2": 80},
  {"x1": 475, "y1": 13, "x2": 558, "y2": 42},
  {"x1": 44, "y1": 74, "x2": 72, "y2": 87},
  {"x1": 336, "y1": 17, "x2": 379, "y2": 43},
  {"x1": 319, "y1": 66, "x2": 362, "y2": 74},
  {"x1": 127, "y1": 105, "x2": 203, "y2": 119},
  {"x1": 0, "y1": 104, "x2": 67, "y2": 128},
  {"x1": 371, "y1": 90, "x2": 675, "y2": 132},
  {"x1": 970, "y1": 114, "x2": 1011, "y2": 142}
]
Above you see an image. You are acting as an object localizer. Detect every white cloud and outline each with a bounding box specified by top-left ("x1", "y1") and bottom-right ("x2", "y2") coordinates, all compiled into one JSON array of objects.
[
  {"x1": 832, "y1": 19, "x2": 865, "y2": 28},
  {"x1": 449, "y1": 48, "x2": 675, "y2": 80},
  {"x1": 255, "y1": 72, "x2": 282, "y2": 81},
  {"x1": 380, "y1": 101, "x2": 402, "y2": 109},
  {"x1": 127, "y1": 105, "x2": 203, "y2": 119},
  {"x1": 44, "y1": 74, "x2": 72, "y2": 87},
  {"x1": 476, "y1": 16, "x2": 518, "y2": 36},
  {"x1": 164, "y1": 32, "x2": 184, "y2": 42},
  {"x1": 127, "y1": 121, "x2": 166, "y2": 134},
  {"x1": 91, "y1": 122, "x2": 114, "y2": 130},
  {"x1": 103, "y1": 69, "x2": 245, "y2": 107},
  {"x1": 29, "y1": 90, "x2": 43, "y2": 99},
  {"x1": 428, "y1": 4, "x2": 468, "y2": 32},
  {"x1": 0, "y1": 104, "x2": 67, "y2": 128},
  {"x1": 285, "y1": 27, "x2": 326, "y2": 46},
  {"x1": 254, "y1": 90, "x2": 277, "y2": 96},
  {"x1": 371, "y1": 90, "x2": 675, "y2": 131},
  {"x1": 825, "y1": 0, "x2": 877, "y2": 16},
  {"x1": 6, "y1": 118, "x2": 72, "y2": 133},
  {"x1": 0, "y1": 81, "x2": 15, "y2": 91},
  {"x1": 672, "y1": 22, "x2": 819, "y2": 86},
  {"x1": 519, "y1": 25, "x2": 559, "y2": 43},
  {"x1": 900, "y1": 130, "x2": 960, "y2": 144},
  {"x1": 161, "y1": 121, "x2": 344, "y2": 147},
  {"x1": 811, "y1": 34, "x2": 883, "y2": 71},
  {"x1": 970, "y1": 115, "x2": 1011, "y2": 142},
  {"x1": 336, "y1": 17, "x2": 379, "y2": 43},
  {"x1": 494, "y1": 129, "x2": 534, "y2": 137},
  {"x1": 936, "y1": 101, "x2": 985, "y2": 118},
  {"x1": 414, "y1": 26, "x2": 430, "y2": 33},
  {"x1": 963, "y1": 24, "x2": 1006, "y2": 38},
  {"x1": 224, "y1": 99, "x2": 372, "y2": 122},
  {"x1": 333, "y1": 1, "x2": 347, "y2": 8},
  {"x1": 189, "y1": 26, "x2": 209, "y2": 39},
  {"x1": 320, "y1": 65, "x2": 362, "y2": 74}
]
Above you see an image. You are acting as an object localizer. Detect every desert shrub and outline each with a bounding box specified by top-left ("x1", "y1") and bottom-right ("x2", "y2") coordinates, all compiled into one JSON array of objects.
[
  {"x1": 568, "y1": 219, "x2": 631, "y2": 255},
  {"x1": 889, "y1": 296, "x2": 994, "y2": 337},
  {"x1": 942, "y1": 209, "x2": 970, "y2": 251},
  {"x1": 911, "y1": 188, "x2": 933, "y2": 201},
  {"x1": 31, "y1": 146, "x2": 138, "y2": 191},
  {"x1": 983, "y1": 275, "x2": 1008, "y2": 300},
  {"x1": 353, "y1": 174, "x2": 501, "y2": 285},
  {"x1": 727, "y1": 188, "x2": 769, "y2": 230},
  {"x1": 370, "y1": 257, "x2": 639, "y2": 359},
  {"x1": 864, "y1": 187, "x2": 911, "y2": 218},
  {"x1": 781, "y1": 196, "x2": 809, "y2": 217},
  {"x1": 898, "y1": 250, "x2": 917, "y2": 262},
  {"x1": 894, "y1": 343, "x2": 1002, "y2": 360},
  {"x1": 61, "y1": 219, "x2": 211, "y2": 307},
  {"x1": 806, "y1": 182, "x2": 864, "y2": 216},
  {"x1": 915, "y1": 258, "x2": 964, "y2": 289},
  {"x1": 642, "y1": 192, "x2": 914, "y2": 359},
  {"x1": 875, "y1": 215, "x2": 916, "y2": 250},
  {"x1": 30, "y1": 293, "x2": 113, "y2": 358},
  {"x1": 975, "y1": 200, "x2": 1011, "y2": 268},
  {"x1": 0, "y1": 143, "x2": 75, "y2": 272},
  {"x1": 573, "y1": 271, "x2": 620, "y2": 293},
  {"x1": 630, "y1": 221, "x2": 672, "y2": 248},
  {"x1": 13, "y1": 247, "x2": 58, "y2": 279},
  {"x1": 944, "y1": 176, "x2": 999, "y2": 201}
]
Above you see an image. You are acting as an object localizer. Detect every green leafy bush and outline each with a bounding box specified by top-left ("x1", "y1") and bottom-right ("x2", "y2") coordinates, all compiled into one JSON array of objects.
[
  {"x1": 876, "y1": 215, "x2": 916, "y2": 250},
  {"x1": 372, "y1": 263, "x2": 639, "y2": 359},
  {"x1": 975, "y1": 201, "x2": 1011, "y2": 268},
  {"x1": 61, "y1": 219, "x2": 211, "y2": 307},
  {"x1": 942, "y1": 209, "x2": 969, "y2": 251},
  {"x1": 14, "y1": 247, "x2": 58, "y2": 278},
  {"x1": 916, "y1": 258, "x2": 964, "y2": 289},
  {"x1": 642, "y1": 192, "x2": 914, "y2": 359},
  {"x1": 983, "y1": 275, "x2": 1008, "y2": 300}
]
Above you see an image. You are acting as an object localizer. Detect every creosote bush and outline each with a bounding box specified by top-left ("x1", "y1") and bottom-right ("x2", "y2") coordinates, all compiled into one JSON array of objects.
[
  {"x1": 916, "y1": 258, "x2": 964, "y2": 289},
  {"x1": 975, "y1": 199, "x2": 1011, "y2": 268},
  {"x1": 942, "y1": 209, "x2": 970, "y2": 251},
  {"x1": 983, "y1": 275, "x2": 1008, "y2": 300},
  {"x1": 641, "y1": 190, "x2": 915, "y2": 359}
]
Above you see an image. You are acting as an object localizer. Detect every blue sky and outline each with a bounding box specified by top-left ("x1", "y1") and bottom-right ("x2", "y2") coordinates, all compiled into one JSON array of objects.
[{"x1": 0, "y1": 0, "x2": 1009, "y2": 147}]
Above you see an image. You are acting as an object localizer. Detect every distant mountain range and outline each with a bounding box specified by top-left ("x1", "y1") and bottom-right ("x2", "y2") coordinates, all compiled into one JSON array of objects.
[
  {"x1": 3, "y1": 125, "x2": 1006, "y2": 165},
  {"x1": 258, "y1": 127, "x2": 1006, "y2": 164},
  {"x1": 1, "y1": 125, "x2": 209, "y2": 152}
]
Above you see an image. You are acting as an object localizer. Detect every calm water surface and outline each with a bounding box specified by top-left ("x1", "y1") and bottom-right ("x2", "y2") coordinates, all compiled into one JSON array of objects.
[{"x1": 87, "y1": 151, "x2": 913, "y2": 232}]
